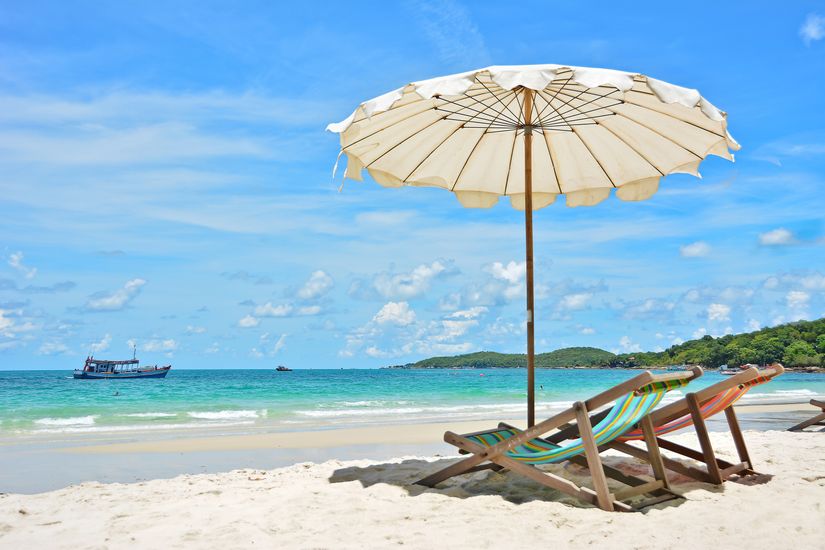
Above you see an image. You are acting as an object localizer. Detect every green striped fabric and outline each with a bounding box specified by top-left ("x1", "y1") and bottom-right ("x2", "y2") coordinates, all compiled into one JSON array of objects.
[{"x1": 466, "y1": 378, "x2": 689, "y2": 464}]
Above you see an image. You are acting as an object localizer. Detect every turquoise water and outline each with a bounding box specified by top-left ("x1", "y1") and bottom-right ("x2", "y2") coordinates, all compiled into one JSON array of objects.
[{"x1": 1, "y1": 369, "x2": 823, "y2": 435}]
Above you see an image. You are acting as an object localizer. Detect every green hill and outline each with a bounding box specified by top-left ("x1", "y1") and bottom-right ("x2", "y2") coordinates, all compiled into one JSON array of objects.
[
  {"x1": 387, "y1": 347, "x2": 616, "y2": 369},
  {"x1": 385, "y1": 317, "x2": 825, "y2": 369}
]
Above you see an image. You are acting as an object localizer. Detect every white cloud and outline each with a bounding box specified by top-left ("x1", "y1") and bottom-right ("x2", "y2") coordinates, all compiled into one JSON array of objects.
[
  {"x1": 619, "y1": 336, "x2": 642, "y2": 353},
  {"x1": 747, "y1": 319, "x2": 761, "y2": 332},
  {"x1": 85, "y1": 278, "x2": 146, "y2": 311},
  {"x1": 707, "y1": 303, "x2": 731, "y2": 322},
  {"x1": 297, "y1": 270, "x2": 333, "y2": 300},
  {"x1": 272, "y1": 333, "x2": 287, "y2": 354},
  {"x1": 758, "y1": 228, "x2": 795, "y2": 246},
  {"x1": 373, "y1": 301, "x2": 416, "y2": 326},
  {"x1": 185, "y1": 325, "x2": 207, "y2": 334},
  {"x1": 297, "y1": 305, "x2": 322, "y2": 316},
  {"x1": 679, "y1": 241, "x2": 711, "y2": 258},
  {"x1": 374, "y1": 261, "x2": 450, "y2": 299},
  {"x1": 693, "y1": 327, "x2": 707, "y2": 339},
  {"x1": 254, "y1": 302, "x2": 293, "y2": 317},
  {"x1": 800, "y1": 13, "x2": 825, "y2": 45},
  {"x1": 787, "y1": 290, "x2": 810, "y2": 310},
  {"x1": 447, "y1": 306, "x2": 487, "y2": 320},
  {"x1": 205, "y1": 342, "x2": 220, "y2": 354},
  {"x1": 38, "y1": 341, "x2": 71, "y2": 355},
  {"x1": 558, "y1": 293, "x2": 592, "y2": 311},
  {"x1": 8, "y1": 252, "x2": 37, "y2": 279},
  {"x1": 142, "y1": 339, "x2": 178, "y2": 352},
  {"x1": 622, "y1": 299, "x2": 675, "y2": 321},
  {"x1": 487, "y1": 260, "x2": 526, "y2": 285},
  {"x1": 580, "y1": 327, "x2": 595, "y2": 335},
  {"x1": 238, "y1": 315, "x2": 260, "y2": 328},
  {"x1": 88, "y1": 334, "x2": 111, "y2": 354}
]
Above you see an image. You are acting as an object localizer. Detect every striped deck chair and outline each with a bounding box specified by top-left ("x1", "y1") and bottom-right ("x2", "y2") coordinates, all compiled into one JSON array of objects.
[
  {"x1": 415, "y1": 369, "x2": 701, "y2": 512},
  {"x1": 788, "y1": 399, "x2": 825, "y2": 432},
  {"x1": 608, "y1": 364, "x2": 784, "y2": 485}
]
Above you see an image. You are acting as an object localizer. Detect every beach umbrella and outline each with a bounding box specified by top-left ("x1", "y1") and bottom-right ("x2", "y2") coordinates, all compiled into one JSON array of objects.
[{"x1": 327, "y1": 64, "x2": 738, "y2": 426}]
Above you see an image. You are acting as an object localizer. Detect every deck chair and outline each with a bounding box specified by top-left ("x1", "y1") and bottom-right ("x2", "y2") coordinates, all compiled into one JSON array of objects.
[
  {"x1": 415, "y1": 369, "x2": 701, "y2": 512},
  {"x1": 788, "y1": 399, "x2": 825, "y2": 432},
  {"x1": 608, "y1": 364, "x2": 784, "y2": 485}
]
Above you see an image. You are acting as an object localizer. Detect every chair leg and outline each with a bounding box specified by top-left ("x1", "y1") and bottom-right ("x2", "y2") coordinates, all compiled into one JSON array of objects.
[
  {"x1": 575, "y1": 403, "x2": 614, "y2": 511},
  {"x1": 640, "y1": 414, "x2": 670, "y2": 490},
  {"x1": 724, "y1": 406, "x2": 752, "y2": 470},
  {"x1": 686, "y1": 393, "x2": 724, "y2": 485}
]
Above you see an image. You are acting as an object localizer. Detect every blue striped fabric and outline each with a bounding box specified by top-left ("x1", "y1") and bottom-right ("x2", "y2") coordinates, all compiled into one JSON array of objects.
[{"x1": 466, "y1": 384, "x2": 678, "y2": 464}]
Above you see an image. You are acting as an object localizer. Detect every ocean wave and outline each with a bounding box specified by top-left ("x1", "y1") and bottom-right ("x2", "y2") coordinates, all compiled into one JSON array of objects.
[
  {"x1": 34, "y1": 415, "x2": 97, "y2": 427},
  {"x1": 296, "y1": 401, "x2": 572, "y2": 419},
  {"x1": 187, "y1": 410, "x2": 265, "y2": 420},
  {"x1": 120, "y1": 412, "x2": 177, "y2": 418},
  {"x1": 27, "y1": 420, "x2": 255, "y2": 435}
]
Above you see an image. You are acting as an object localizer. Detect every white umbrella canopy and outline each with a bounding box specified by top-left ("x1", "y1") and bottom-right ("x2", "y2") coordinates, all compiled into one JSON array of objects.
[{"x1": 327, "y1": 64, "x2": 738, "y2": 425}]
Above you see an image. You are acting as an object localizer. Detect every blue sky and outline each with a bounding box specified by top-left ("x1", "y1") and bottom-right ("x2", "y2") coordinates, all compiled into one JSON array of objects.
[{"x1": 1, "y1": 1, "x2": 823, "y2": 369}]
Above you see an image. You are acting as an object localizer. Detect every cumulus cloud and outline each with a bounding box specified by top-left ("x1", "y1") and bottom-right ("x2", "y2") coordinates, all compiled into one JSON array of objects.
[
  {"x1": 254, "y1": 302, "x2": 293, "y2": 317},
  {"x1": 707, "y1": 303, "x2": 731, "y2": 322},
  {"x1": 558, "y1": 293, "x2": 592, "y2": 311},
  {"x1": 185, "y1": 325, "x2": 207, "y2": 334},
  {"x1": 800, "y1": 13, "x2": 825, "y2": 45},
  {"x1": 580, "y1": 327, "x2": 595, "y2": 335},
  {"x1": 8, "y1": 252, "x2": 37, "y2": 279},
  {"x1": 619, "y1": 336, "x2": 642, "y2": 353},
  {"x1": 373, "y1": 261, "x2": 451, "y2": 299},
  {"x1": 679, "y1": 241, "x2": 711, "y2": 258},
  {"x1": 622, "y1": 299, "x2": 676, "y2": 321},
  {"x1": 758, "y1": 228, "x2": 795, "y2": 246},
  {"x1": 85, "y1": 278, "x2": 146, "y2": 311},
  {"x1": 296, "y1": 270, "x2": 334, "y2": 300},
  {"x1": 787, "y1": 290, "x2": 810, "y2": 311},
  {"x1": 142, "y1": 338, "x2": 178, "y2": 353},
  {"x1": 38, "y1": 340, "x2": 71, "y2": 355},
  {"x1": 373, "y1": 301, "x2": 416, "y2": 326},
  {"x1": 446, "y1": 306, "x2": 487, "y2": 320},
  {"x1": 88, "y1": 334, "x2": 111, "y2": 353},
  {"x1": 238, "y1": 315, "x2": 260, "y2": 328}
]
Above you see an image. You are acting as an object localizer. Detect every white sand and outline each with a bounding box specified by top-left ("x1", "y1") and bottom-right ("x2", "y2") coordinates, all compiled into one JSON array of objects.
[{"x1": 1, "y1": 430, "x2": 823, "y2": 549}]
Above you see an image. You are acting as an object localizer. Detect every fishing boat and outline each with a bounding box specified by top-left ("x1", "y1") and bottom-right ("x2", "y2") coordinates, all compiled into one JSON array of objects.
[
  {"x1": 73, "y1": 351, "x2": 171, "y2": 379},
  {"x1": 275, "y1": 365, "x2": 292, "y2": 372}
]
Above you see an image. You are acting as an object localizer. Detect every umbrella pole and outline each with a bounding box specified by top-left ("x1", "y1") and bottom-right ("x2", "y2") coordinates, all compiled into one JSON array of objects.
[{"x1": 523, "y1": 89, "x2": 536, "y2": 427}]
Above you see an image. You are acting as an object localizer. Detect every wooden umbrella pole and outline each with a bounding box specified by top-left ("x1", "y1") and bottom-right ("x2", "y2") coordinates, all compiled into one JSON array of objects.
[{"x1": 523, "y1": 88, "x2": 536, "y2": 427}]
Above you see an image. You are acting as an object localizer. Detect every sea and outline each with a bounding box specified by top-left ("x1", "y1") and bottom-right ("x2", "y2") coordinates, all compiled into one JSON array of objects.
[{"x1": 2, "y1": 368, "x2": 824, "y2": 437}]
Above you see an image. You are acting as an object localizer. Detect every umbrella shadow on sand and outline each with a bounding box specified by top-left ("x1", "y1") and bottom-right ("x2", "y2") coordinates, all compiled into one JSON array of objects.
[{"x1": 329, "y1": 454, "x2": 768, "y2": 510}]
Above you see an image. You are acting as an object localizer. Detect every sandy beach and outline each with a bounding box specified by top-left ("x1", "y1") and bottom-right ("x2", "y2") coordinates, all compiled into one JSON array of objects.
[{"x1": 1, "y1": 403, "x2": 824, "y2": 549}]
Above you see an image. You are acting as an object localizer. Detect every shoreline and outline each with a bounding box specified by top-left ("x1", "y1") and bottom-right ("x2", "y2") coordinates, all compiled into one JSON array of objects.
[{"x1": 0, "y1": 401, "x2": 818, "y2": 495}]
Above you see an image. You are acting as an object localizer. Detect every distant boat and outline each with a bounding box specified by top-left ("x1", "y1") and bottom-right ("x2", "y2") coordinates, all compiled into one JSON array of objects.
[
  {"x1": 73, "y1": 352, "x2": 171, "y2": 379},
  {"x1": 275, "y1": 365, "x2": 292, "y2": 372}
]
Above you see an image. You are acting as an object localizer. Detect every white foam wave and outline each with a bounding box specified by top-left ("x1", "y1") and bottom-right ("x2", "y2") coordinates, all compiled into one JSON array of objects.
[
  {"x1": 28, "y1": 421, "x2": 255, "y2": 435},
  {"x1": 34, "y1": 415, "x2": 97, "y2": 427},
  {"x1": 296, "y1": 401, "x2": 571, "y2": 419},
  {"x1": 187, "y1": 410, "x2": 264, "y2": 420},
  {"x1": 121, "y1": 412, "x2": 177, "y2": 418}
]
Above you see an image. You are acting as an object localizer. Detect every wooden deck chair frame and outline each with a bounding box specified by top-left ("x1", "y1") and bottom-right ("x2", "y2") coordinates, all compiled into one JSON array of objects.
[
  {"x1": 415, "y1": 369, "x2": 701, "y2": 512},
  {"x1": 607, "y1": 364, "x2": 784, "y2": 485},
  {"x1": 788, "y1": 399, "x2": 825, "y2": 432}
]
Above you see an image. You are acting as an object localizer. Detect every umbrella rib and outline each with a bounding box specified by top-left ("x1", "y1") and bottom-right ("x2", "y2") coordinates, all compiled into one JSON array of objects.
[
  {"x1": 435, "y1": 96, "x2": 518, "y2": 127},
  {"x1": 541, "y1": 90, "x2": 623, "y2": 128},
  {"x1": 534, "y1": 76, "x2": 573, "y2": 122},
  {"x1": 571, "y1": 128, "x2": 617, "y2": 188},
  {"x1": 449, "y1": 129, "x2": 492, "y2": 192},
  {"x1": 536, "y1": 86, "x2": 597, "y2": 128},
  {"x1": 612, "y1": 112, "x2": 704, "y2": 159},
  {"x1": 540, "y1": 127, "x2": 564, "y2": 194},
  {"x1": 621, "y1": 97, "x2": 727, "y2": 139},
  {"x1": 362, "y1": 113, "x2": 457, "y2": 170},
  {"x1": 502, "y1": 124, "x2": 520, "y2": 197},
  {"x1": 340, "y1": 100, "x2": 437, "y2": 151},
  {"x1": 538, "y1": 89, "x2": 623, "y2": 126},
  {"x1": 483, "y1": 90, "x2": 522, "y2": 132},
  {"x1": 477, "y1": 80, "x2": 522, "y2": 125},
  {"x1": 401, "y1": 123, "x2": 468, "y2": 182},
  {"x1": 596, "y1": 121, "x2": 672, "y2": 177}
]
